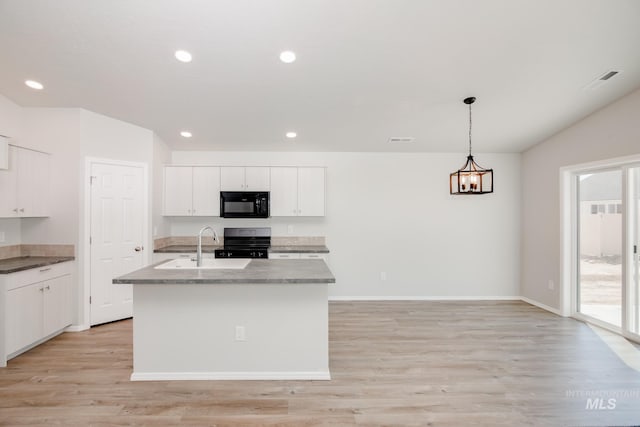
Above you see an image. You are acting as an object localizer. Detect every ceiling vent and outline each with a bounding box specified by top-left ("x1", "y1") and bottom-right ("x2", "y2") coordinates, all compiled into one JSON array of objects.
[
  {"x1": 583, "y1": 70, "x2": 622, "y2": 90},
  {"x1": 388, "y1": 137, "x2": 415, "y2": 144}
]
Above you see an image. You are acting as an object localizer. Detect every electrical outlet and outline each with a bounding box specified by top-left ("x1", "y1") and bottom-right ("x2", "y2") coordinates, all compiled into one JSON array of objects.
[
  {"x1": 548, "y1": 279, "x2": 555, "y2": 290},
  {"x1": 0, "y1": 231, "x2": 5, "y2": 243},
  {"x1": 380, "y1": 272, "x2": 387, "y2": 281},
  {"x1": 235, "y1": 326, "x2": 246, "y2": 341},
  {"x1": 287, "y1": 225, "x2": 294, "y2": 235}
]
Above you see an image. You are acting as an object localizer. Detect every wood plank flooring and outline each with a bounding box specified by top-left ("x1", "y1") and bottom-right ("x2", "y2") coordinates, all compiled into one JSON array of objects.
[{"x1": 1, "y1": 301, "x2": 640, "y2": 426}]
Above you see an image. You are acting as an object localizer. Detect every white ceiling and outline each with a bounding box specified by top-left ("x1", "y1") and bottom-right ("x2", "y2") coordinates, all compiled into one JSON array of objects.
[{"x1": 1, "y1": 0, "x2": 639, "y2": 153}]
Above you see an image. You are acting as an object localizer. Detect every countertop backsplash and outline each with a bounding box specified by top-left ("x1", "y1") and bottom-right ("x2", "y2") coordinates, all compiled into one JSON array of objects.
[
  {"x1": 0, "y1": 244, "x2": 75, "y2": 261},
  {"x1": 154, "y1": 236, "x2": 325, "y2": 250}
]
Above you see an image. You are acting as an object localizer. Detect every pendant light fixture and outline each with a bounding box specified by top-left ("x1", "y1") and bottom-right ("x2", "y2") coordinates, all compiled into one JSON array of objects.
[{"x1": 449, "y1": 97, "x2": 493, "y2": 194}]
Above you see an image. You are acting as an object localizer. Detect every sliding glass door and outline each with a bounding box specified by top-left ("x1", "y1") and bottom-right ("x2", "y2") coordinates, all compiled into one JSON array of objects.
[
  {"x1": 577, "y1": 169, "x2": 623, "y2": 327},
  {"x1": 575, "y1": 165, "x2": 640, "y2": 340},
  {"x1": 630, "y1": 167, "x2": 640, "y2": 335}
]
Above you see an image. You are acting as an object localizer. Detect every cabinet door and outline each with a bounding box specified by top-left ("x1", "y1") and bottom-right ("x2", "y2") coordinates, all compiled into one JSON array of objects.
[
  {"x1": 163, "y1": 167, "x2": 193, "y2": 216},
  {"x1": 220, "y1": 167, "x2": 246, "y2": 191},
  {"x1": 0, "y1": 145, "x2": 18, "y2": 217},
  {"x1": 18, "y1": 149, "x2": 49, "y2": 217},
  {"x1": 245, "y1": 167, "x2": 270, "y2": 191},
  {"x1": 42, "y1": 275, "x2": 72, "y2": 337},
  {"x1": 6, "y1": 283, "x2": 43, "y2": 355},
  {"x1": 297, "y1": 168, "x2": 325, "y2": 216},
  {"x1": 270, "y1": 167, "x2": 298, "y2": 216},
  {"x1": 192, "y1": 167, "x2": 220, "y2": 216}
]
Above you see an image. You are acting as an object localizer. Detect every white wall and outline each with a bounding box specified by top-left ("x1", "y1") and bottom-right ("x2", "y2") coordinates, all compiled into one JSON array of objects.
[
  {"x1": 171, "y1": 151, "x2": 522, "y2": 299},
  {"x1": 521, "y1": 88, "x2": 640, "y2": 310}
]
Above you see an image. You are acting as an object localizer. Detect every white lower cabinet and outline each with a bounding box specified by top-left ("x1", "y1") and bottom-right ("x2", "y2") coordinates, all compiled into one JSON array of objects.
[{"x1": 3, "y1": 262, "x2": 72, "y2": 361}]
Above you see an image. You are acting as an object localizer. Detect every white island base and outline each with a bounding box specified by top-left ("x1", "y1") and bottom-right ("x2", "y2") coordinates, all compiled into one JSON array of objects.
[{"x1": 131, "y1": 282, "x2": 330, "y2": 381}]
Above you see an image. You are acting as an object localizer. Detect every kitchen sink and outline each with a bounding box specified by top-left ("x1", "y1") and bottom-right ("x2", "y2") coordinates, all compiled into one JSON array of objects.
[{"x1": 155, "y1": 258, "x2": 251, "y2": 270}]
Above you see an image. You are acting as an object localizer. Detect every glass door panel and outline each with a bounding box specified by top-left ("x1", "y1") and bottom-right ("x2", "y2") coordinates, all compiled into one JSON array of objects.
[
  {"x1": 577, "y1": 170, "x2": 623, "y2": 327},
  {"x1": 630, "y1": 167, "x2": 639, "y2": 334}
]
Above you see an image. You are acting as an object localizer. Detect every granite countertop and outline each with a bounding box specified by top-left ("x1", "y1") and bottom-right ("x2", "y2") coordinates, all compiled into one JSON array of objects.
[
  {"x1": 269, "y1": 245, "x2": 329, "y2": 253},
  {"x1": 154, "y1": 244, "x2": 329, "y2": 254},
  {"x1": 154, "y1": 245, "x2": 222, "y2": 253},
  {"x1": 0, "y1": 256, "x2": 76, "y2": 274},
  {"x1": 113, "y1": 259, "x2": 335, "y2": 285}
]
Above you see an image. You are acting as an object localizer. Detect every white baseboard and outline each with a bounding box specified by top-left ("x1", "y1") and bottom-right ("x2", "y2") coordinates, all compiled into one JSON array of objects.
[
  {"x1": 519, "y1": 296, "x2": 564, "y2": 316},
  {"x1": 65, "y1": 324, "x2": 90, "y2": 332},
  {"x1": 130, "y1": 371, "x2": 331, "y2": 381},
  {"x1": 329, "y1": 295, "x2": 521, "y2": 301}
]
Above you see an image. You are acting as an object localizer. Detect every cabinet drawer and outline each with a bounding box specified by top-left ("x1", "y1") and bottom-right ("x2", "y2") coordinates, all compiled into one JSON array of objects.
[
  {"x1": 299, "y1": 253, "x2": 328, "y2": 261},
  {"x1": 4, "y1": 261, "x2": 72, "y2": 291},
  {"x1": 268, "y1": 253, "x2": 301, "y2": 260}
]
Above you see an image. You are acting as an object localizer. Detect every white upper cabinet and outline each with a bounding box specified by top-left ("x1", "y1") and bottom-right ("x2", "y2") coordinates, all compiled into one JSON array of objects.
[
  {"x1": 297, "y1": 167, "x2": 326, "y2": 216},
  {"x1": 163, "y1": 166, "x2": 220, "y2": 216},
  {"x1": 270, "y1": 167, "x2": 298, "y2": 216},
  {"x1": 0, "y1": 145, "x2": 50, "y2": 218},
  {"x1": 221, "y1": 167, "x2": 270, "y2": 191},
  {"x1": 271, "y1": 167, "x2": 325, "y2": 217}
]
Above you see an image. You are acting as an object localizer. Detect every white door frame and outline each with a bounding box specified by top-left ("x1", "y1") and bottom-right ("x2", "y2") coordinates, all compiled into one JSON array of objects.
[
  {"x1": 560, "y1": 153, "x2": 640, "y2": 342},
  {"x1": 81, "y1": 157, "x2": 149, "y2": 330}
]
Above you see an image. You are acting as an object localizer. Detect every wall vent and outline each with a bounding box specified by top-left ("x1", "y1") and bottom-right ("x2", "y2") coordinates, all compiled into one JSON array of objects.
[
  {"x1": 599, "y1": 70, "x2": 619, "y2": 81},
  {"x1": 388, "y1": 137, "x2": 415, "y2": 144},
  {"x1": 583, "y1": 70, "x2": 622, "y2": 90}
]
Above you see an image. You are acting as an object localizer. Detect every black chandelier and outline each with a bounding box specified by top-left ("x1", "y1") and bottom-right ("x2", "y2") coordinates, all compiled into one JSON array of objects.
[{"x1": 449, "y1": 97, "x2": 493, "y2": 195}]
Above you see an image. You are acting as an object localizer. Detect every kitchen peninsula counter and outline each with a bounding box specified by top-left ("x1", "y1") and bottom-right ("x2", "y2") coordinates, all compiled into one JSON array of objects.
[{"x1": 113, "y1": 258, "x2": 335, "y2": 381}]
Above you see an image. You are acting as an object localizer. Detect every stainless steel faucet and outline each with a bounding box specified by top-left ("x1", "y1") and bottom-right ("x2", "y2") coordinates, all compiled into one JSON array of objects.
[{"x1": 197, "y1": 226, "x2": 219, "y2": 267}]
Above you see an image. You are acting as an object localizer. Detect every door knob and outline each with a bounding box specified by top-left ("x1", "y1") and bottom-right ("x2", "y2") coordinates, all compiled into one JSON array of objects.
[{"x1": 135, "y1": 246, "x2": 144, "y2": 252}]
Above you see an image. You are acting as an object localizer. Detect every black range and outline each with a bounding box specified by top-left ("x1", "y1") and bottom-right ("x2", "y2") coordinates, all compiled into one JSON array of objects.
[{"x1": 214, "y1": 227, "x2": 271, "y2": 259}]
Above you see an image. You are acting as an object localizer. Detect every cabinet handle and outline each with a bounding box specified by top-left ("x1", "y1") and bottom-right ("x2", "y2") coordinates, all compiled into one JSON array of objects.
[
  {"x1": 39, "y1": 267, "x2": 51, "y2": 272},
  {"x1": 134, "y1": 246, "x2": 144, "y2": 252},
  {"x1": 13, "y1": 208, "x2": 18, "y2": 213},
  {"x1": 20, "y1": 208, "x2": 24, "y2": 213},
  {"x1": 39, "y1": 287, "x2": 44, "y2": 292},
  {"x1": 45, "y1": 285, "x2": 50, "y2": 291}
]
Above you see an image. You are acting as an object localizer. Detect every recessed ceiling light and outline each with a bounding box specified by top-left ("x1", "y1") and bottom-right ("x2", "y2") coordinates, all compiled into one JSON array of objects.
[
  {"x1": 285, "y1": 131, "x2": 297, "y2": 139},
  {"x1": 180, "y1": 131, "x2": 192, "y2": 138},
  {"x1": 279, "y1": 51, "x2": 296, "y2": 64},
  {"x1": 25, "y1": 80, "x2": 44, "y2": 90},
  {"x1": 175, "y1": 50, "x2": 193, "y2": 63}
]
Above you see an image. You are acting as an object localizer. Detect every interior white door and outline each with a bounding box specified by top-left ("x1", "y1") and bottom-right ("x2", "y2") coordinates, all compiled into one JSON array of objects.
[{"x1": 90, "y1": 162, "x2": 145, "y2": 326}]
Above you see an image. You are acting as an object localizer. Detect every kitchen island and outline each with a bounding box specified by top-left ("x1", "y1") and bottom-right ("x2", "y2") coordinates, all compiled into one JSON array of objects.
[{"x1": 113, "y1": 258, "x2": 335, "y2": 381}]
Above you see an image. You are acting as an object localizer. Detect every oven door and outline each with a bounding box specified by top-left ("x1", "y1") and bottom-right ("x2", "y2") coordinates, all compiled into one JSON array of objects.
[{"x1": 220, "y1": 192, "x2": 269, "y2": 218}]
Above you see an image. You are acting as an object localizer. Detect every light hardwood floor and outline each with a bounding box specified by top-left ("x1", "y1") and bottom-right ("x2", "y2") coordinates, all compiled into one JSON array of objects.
[{"x1": 1, "y1": 301, "x2": 640, "y2": 426}]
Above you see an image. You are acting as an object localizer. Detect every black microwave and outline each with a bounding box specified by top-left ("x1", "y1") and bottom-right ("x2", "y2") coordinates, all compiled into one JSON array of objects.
[{"x1": 220, "y1": 191, "x2": 270, "y2": 218}]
